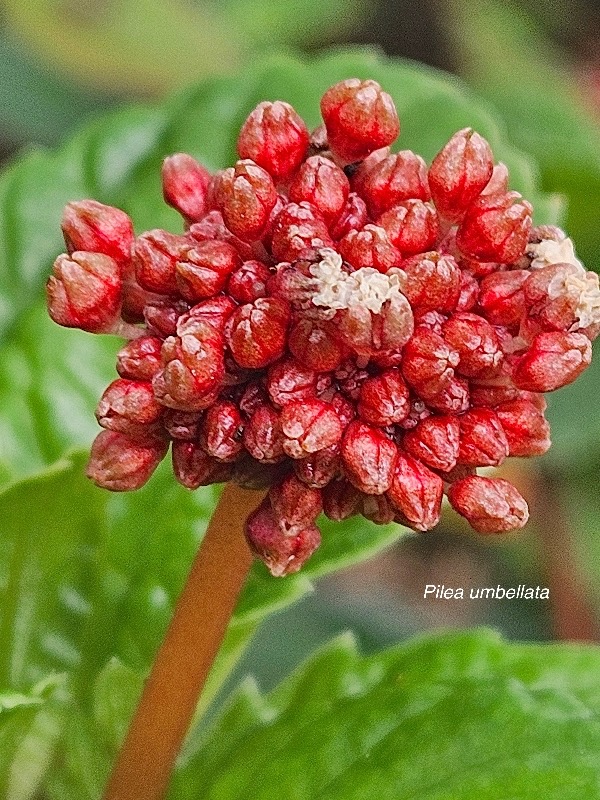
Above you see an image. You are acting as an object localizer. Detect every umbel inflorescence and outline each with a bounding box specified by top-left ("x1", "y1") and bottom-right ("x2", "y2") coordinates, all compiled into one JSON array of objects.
[{"x1": 47, "y1": 79, "x2": 600, "y2": 576}]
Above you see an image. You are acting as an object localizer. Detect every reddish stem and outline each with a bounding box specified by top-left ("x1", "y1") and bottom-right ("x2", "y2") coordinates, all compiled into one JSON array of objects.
[{"x1": 102, "y1": 482, "x2": 264, "y2": 800}]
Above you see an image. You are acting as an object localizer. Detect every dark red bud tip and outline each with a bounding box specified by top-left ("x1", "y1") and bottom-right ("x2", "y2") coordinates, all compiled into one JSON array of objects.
[
  {"x1": 162, "y1": 153, "x2": 211, "y2": 224},
  {"x1": 61, "y1": 200, "x2": 134, "y2": 265},
  {"x1": 86, "y1": 430, "x2": 167, "y2": 491},
  {"x1": 447, "y1": 475, "x2": 529, "y2": 534},
  {"x1": 46, "y1": 251, "x2": 123, "y2": 333},
  {"x1": 245, "y1": 499, "x2": 321, "y2": 577},
  {"x1": 320, "y1": 79, "x2": 400, "y2": 162}
]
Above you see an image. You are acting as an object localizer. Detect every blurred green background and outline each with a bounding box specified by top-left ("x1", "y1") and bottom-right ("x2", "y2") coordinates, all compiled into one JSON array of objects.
[{"x1": 1, "y1": 0, "x2": 599, "y2": 696}]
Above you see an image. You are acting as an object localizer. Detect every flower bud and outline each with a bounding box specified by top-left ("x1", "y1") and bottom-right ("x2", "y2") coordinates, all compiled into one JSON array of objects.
[
  {"x1": 456, "y1": 191, "x2": 533, "y2": 263},
  {"x1": 268, "y1": 473, "x2": 323, "y2": 537},
  {"x1": 428, "y1": 128, "x2": 494, "y2": 222},
  {"x1": 266, "y1": 358, "x2": 317, "y2": 407},
  {"x1": 337, "y1": 292, "x2": 415, "y2": 357},
  {"x1": 322, "y1": 477, "x2": 361, "y2": 520},
  {"x1": 133, "y1": 230, "x2": 189, "y2": 295},
  {"x1": 227, "y1": 260, "x2": 271, "y2": 304},
  {"x1": 513, "y1": 331, "x2": 592, "y2": 392},
  {"x1": 289, "y1": 155, "x2": 350, "y2": 225},
  {"x1": 163, "y1": 409, "x2": 202, "y2": 440},
  {"x1": 172, "y1": 441, "x2": 233, "y2": 488},
  {"x1": 402, "y1": 415, "x2": 460, "y2": 472},
  {"x1": 161, "y1": 153, "x2": 211, "y2": 224},
  {"x1": 144, "y1": 297, "x2": 190, "y2": 338},
  {"x1": 61, "y1": 200, "x2": 134, "y2": 265},
  {"x1": 245, "y1": 499, "x2": 321, "y2": 577},
  {"x1": 447, "y1": 475, "x2": 529, "y2": 533},
  {"x1": 270, "y1": 202, "x2": 333, "y2": 262},
  {"x1": 176, "y1": 240, "x2": 241, "y2": 302},
  {"x1": 320, "y1": 79, "x2": 400, "y2": 162},
  {"x1": 495, "y1": 398, "x2": 551, "y2": 457},
  {"x1": 294, "y1": 444, "x2": 340, "y2": 488},
  {"x1": 198, "y1": 400, "x2": 244, "y2": 461},
  {"x1": 329, "y1": 192, "x2": 368, "y2": 240},
  {"x1": 87, "y1": 430, "x2": 167, "y2": 491},
  {"x1": 442, "y1": 312, "x2": 504, "y2": 378},
  {"x1": 402, "y1": 328, "x2": 459, "y2": 398},
  {"x1": 96, "y1": 378, "x2": 163, "y2": 438},
  {"x1": 377, "y1": 200, "x2": 439, "y2": 255},
  {"x1": 214, "y1": 159, "x2": 277, "y2": 242},
  {"x1": 116, "y1": 336, "x2": 163, "y2": 381},
  {"x1": 281, "y1": 398, "x2": 343, "y2": 458},
  {"x1": 357, "y1": 369, "x2": 410, "y2": 426},
  {"x1": 361, "y1": 493, "x2": 395, "y2": 525},
  {"x1": 243, "y1": 404, "x2": 285, "y2": 463},
  {"x1": 401, "y1": 252, "x2": 461, "y2": 312},
  {"x1": 338, "y1": 225, "x2": 401, "y2": 273},
  {"x1": 341, "y1": 421, "x2": 397, "y2": 495},
  {"x1": 357, "y1": 151, "x2": 430, "y2": 217},
  {"x1": 386, "y1": 452, "x2": 443, "y2": 531},
  {"x1": 478, "y1": 270, "x2": 529, "y2": 328},
  {"x1": 237, "y1": 100, "x2": 309, "y2": 181},
  {"x1": 225, "y1": 298, "x2": 290, "y2": 369},
  {"x1": 458, "y1": 408, "x2": 509, "y2": 467},
  {"x1": 426, "y1": 376, "x2": 470, "y2": 415},
  {"x1": 47, "y1": 251, "x2": 122, "y2": 333},
  {"x1": 187, "y1": 210, "x2": 255, "y2": 261},
  {"x1": 288, "y1": 319, "x2": 345, "y2": 372}
]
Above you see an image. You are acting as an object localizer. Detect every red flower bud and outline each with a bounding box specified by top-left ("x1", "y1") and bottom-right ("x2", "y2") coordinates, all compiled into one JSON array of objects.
[
  {"x1": 329, "y1": 193, "x2": 368, "y2": 240},
  {"x1": 227, "y1": 260, "x2": 271, "y2": 304},
  {"x1": 442, "y1": 312, "x2": 504, "y2": 378},
  {"x1": 143, "y1": 297, "x2": 190, "y2": 338},
  {"x1": 163, "y1": 409, "x2": 202, "y2": 440},
  {"x1": 377, "y1": 200, "x2": 439, "y2": 255},
  {"x1": 270, "y1": 202, "x2": 333, "y2": 262},
  {"x1": 458, "y1": 408, "x2": 509, "y2": 467},
  {"x1": 426, "y1": 376, "x2": 470, "y2": 415},
  {"x1": 172, "y1": 441, "x2": 233, "y2": 489},
  {"x1": 361, "y1": 493, "x2": 395, "y2": 525},
  {"x1": 225, "y1": 298, "x2": 290, "y2": 369},
  {"x1": 281, "y1": 398, "x2": 343, "y2": 458},
  {"x1": 338, "y1": 224, "x2": 401, "y2": 273},
  {"x1": 96, "y1": 378, "x2": 163, "y2": 438},
  {"x1": 402, "y1": 328, "x2": 459, "y2": 398},
  {"x1": 341, "y1": 420, "x2": 397, "y2": 494},
  {"x1": 456, "y1": 270, "x2": 479, "y2": 312},
  {"x1": 513, "y1": 331, "x2": 592, "y2": 392},
  {"x1": 478, "y1": 270, "x2": 529, "y2": 328},
  {"x1": 198, "y1": 400, "x2": 244, "y2": 461},
  {"x1": 447, "y1": 475, "x2": 529, "y2": 533},
  {"x1": 176, "y1": 240, "x2": 241, "y2": 302},
  {"x1": 481, "y1": 162, "x2": 509, "y2": 196},
  {"x1": 456, "y1": 191, "x2": 533, "y2": 263},
  {"x1": 243, "y1": 404, "x2": 286, "y2": 463},
  {"x1": 337, "y1": 294, "x2": 414, "y2": 357},
  {"x1": 116, "y1": 335, "x2": 163, "y2": 381},
  {"x1": 161, "y1": 153, "x2": 211, "y2": 224},
  {"x1": 403, "y1": 415, "x2": 460, "y2": 472},
  {"x1": 289, "y1": 155, "x2": 350, "y2": 225},
  {"x1": 386, "y1": 452, "x2": 443, "y2": 531},
  {"x1": 428, "y1": 128, "x2": 494, "y2": 222},
  {"x1": 495, "y1": 398, "x2": 551, "y2": 456},
  {"x1": 237, "y1": 100, "x2": 309, "y2": 181},
  {"x1": 401, "y1": 252, "x2": 461, "y2": 312},
  {"x1": 294, "y1": 444, "x2": 340, "y2": 488},
  {"x1": 322, "y1": 477, "x2": 361, "y2": 520},
  {"x1": 320, "y1": 79, "x2": 400, "y2": 162},
  {"x1": 133, "y1": 230, "x2": 189, "y2": 295},
  {"x1": 357, "y1": 151, "x2": 430, "y2": 217},
  {"x1": 288, "y1": 319, "x2": 345, "y2": 372},
  {"x1": 183, "y1": 296, "x2": 237, "y2": 333},
  {"x1": 245, "y1": 499, "x2": 321, "y2": 577},
  {"x1": 266, "y1": 358, "x2": 316, "y2": 407},
  {"x1": 357, "y1": 368, "x2": 410, "y2": 426},
  {"x1": 187, "y1": 210, "x2": 255, "y2": 261},
  {"x1": 87, "y1": 430, "x2": 167, "y2": 491},
  {"x1": 61, "y1": 200, "x2": 134, "y2": 265},
  {"x1": 47, "y1": 251, "x2": 122, "y2": 333},
  {"x1": 214, "y1": 159, "x2": 277, "y2": 242},
  {"x1": 268, "y1": 473, "x2": 323, "y2": 536}
]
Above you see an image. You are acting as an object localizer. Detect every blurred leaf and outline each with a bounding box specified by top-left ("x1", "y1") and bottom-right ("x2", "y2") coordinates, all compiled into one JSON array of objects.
[
  {"x1": 172, "y1": 629, "x2": 600, "y2": 799},
  {"x1": 446, "y1": 0, "x2": 600, "y2": 268}
]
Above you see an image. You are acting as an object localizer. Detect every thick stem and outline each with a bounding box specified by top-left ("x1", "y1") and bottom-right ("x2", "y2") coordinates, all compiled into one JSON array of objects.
[{"x1": 103, "y1": 482, "x2": 264, "y2": 800}]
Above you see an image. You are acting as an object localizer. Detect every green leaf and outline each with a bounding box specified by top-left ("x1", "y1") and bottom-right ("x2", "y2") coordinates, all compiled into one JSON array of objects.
[{"x1": 172, "y1": 629, "x2": 600, "y2": 800}]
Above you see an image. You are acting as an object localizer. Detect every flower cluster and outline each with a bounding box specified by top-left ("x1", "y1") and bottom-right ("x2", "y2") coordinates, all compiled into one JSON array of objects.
[{"x1": 47, "y1": 78, "x2": 599, "y2": 576}]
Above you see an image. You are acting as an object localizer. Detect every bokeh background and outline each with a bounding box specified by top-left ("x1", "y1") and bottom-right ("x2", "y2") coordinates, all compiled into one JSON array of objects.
[{"x1": 1, "y1": 0, "x2": 600, "y2": 693}]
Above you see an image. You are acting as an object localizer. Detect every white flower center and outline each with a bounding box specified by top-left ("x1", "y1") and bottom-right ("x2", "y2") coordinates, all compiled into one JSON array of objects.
[
  {"x1": 547, "y1": 266, "x2": 600, "y2": 331},
  {"x1": 528, "y1": 237, "x2": 583, "y2": 271},
  {"x1": 310, "y1": 249, "x2": 406, "y2": 314}
]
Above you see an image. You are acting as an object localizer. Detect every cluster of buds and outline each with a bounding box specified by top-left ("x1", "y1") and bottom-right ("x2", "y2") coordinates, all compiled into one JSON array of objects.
[{"x1": 47, "y1": 78, "x2": 599, "y2": 577}]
